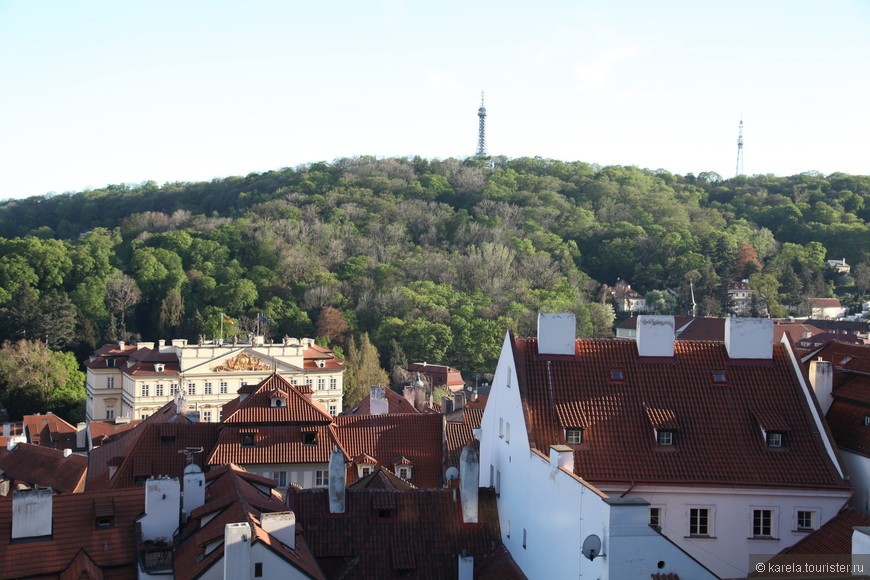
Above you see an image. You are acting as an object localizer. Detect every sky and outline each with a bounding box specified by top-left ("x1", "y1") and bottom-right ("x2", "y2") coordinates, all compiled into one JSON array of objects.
[{"x1": 1, "y1": 0, "x2": 868, "y2": 200}]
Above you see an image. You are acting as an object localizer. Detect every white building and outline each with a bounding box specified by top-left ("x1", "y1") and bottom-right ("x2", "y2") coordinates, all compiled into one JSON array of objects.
[
  {"x1": 85, "y1": 338, "x2": 344, "y2": 423},
  {"x1": 480, "y1": 313, "x2": 851, "y2": 579}
]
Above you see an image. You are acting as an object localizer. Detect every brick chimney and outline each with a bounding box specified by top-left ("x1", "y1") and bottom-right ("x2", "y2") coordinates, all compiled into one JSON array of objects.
[
  {"x1": 12, "y1": 488, "x2": 52, "y2": 540},
  {"x1": 537, "y1": 313, "x2": 576, "y2": 356},
  {"x1": 636, "y1": 315, "x2": 675, "y2": 358},
  {"x1": 370, "y1": 385, "x2": 388, "y2": 416},
  {"x1": 224, "y1": 522, "x2": 252, "y2": 580},
  {"x1": 261, "y1": 511, "x2": 296, "y2": 550},
  {"x1": 809, "y1": 358, "x2": 834, "y2": 414},
  {"x1": 725, "y1": 317, "x2": 773, "y2": 360},
  {"x1": 459, "y1": 445, "x2": 479, "y2": 524},
  {"x1": 328, "y1": 446, "x2": 346, "y2": 514}
]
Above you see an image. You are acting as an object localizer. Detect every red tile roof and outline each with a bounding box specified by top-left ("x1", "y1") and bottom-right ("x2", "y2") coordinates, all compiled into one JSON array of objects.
[
  {"x1": 781, "y1": 508, "x2": 870, "y2": 554},
  {"x1": 348, "y1": 387, "x2": 420, "y2": 415},
  {"x1": 333, "y1": 414, "x2": 444, "y2": 489},
  {"x1": 289, "y1": 487, "x2": 520, "y2": 580},
  {"x1": 809, "y1": 341, "x2": 870, "y2": 378},
  {"x1": 827, "y1": 398, "x2": 870, "y2": 457},
  {"x1": 174, "y1": 464, "x2": 324, "y2": 580},
  {"x1": 84, "y1": 343, "x2": 180, "y2": 375},
  {"x1": 208, "y1": 424, "x2": 346, "y2": 466},
  {"x1": 348, "y1": 466, "x2": 416, "y2": 490},
  {"x1": 23, "y1": 412, "x2": 80, "y2": 450},
  {"x1": 0, "y1": 487, "x2": 145, "y2": 579},
  {"x1": 89, "y1": 418, "x2": 142, "y2": 445},
  {"x1": 222, "y1": 373, "x2": 333, "y2": 425},
  {"x1": 303, "y1": 343, "x2": 345, "y2": 371},
  {"x1": 0, "y1": 443, "x2": 88, "y2": 493},
  {"x1": 512, "y1": 336, "x2": 847, "y2": 488},
  {"x1": 445, "y1": 408, "x2": 483, "y2": 475}
]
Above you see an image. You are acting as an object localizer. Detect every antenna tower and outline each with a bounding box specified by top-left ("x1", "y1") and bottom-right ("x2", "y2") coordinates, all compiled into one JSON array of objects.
[
  {"x1": 476, "y1": 92, "x2": 487, "y2": 156},
  {"x1": 735, "y1": 118, "x2": 744, "y2": 176}
]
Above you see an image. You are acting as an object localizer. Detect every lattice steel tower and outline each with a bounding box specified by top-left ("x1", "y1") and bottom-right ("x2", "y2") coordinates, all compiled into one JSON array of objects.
[
  {"x1": 735, "y1": 118, "x2": 744, "y2": 176},
  {"x1": 476, "y1": 92, "x2": 487, "y2": 156}
]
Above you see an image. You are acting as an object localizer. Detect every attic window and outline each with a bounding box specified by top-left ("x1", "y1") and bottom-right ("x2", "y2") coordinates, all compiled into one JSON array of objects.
[
  {"x1": 766, "y1": 431, "x2": 783, "y2": 448},
  {"x1": 106, "y1": 358, "x2": 115, "y2": 367},
  {"x1": 154, "y1": 363, "x2": 165, "y2": 372},
  {"x1": 96, "y1": 515, "x2": 114, "y2": 529},
  {"x1": 609, "y1": 369, "x2": 625, "y2": 382},
  {"x1": 160, "y1": 435, "x2": 176, "y2": 446},
  {"x1": 566, "y1": 428, "x2": 584, "y2": 444},
  {"x1": 270, "y1": 397, "x2": 287, "y2": 408},
  {"x1": 240, "y1": 433, "x2": 256, "y2": 447},
  {"x1": 302, "y1": 431, "x2": 317, "y2": 446},
  {"x1": 710, "y1": 371, "x2": 728, "y2": 384},
  {"x1": 395, "y1": 466, "x2": 412, "y2": 481},
  {"x1": 656, "y1": 430, "x2": 674, "y2": 446}
]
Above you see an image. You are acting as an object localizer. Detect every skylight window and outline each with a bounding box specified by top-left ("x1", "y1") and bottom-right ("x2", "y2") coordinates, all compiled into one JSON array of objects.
[
  {"x1": 609, "y1": 369, "x2": 625, "y2": 382},
  {"x1": 711, "y1": 371, "x2": 728, "y2": 384}
]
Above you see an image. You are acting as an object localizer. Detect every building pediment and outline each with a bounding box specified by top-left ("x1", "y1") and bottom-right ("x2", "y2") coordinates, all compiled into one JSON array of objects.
[{"x1": 211, "y1": 351, "x2": 275, "y2": 372}]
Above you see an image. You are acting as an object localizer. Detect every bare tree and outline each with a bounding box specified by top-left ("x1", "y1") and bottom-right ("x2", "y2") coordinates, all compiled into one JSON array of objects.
[{"x1": 105, "y1": 272, "x2": 141, "y2": 339}]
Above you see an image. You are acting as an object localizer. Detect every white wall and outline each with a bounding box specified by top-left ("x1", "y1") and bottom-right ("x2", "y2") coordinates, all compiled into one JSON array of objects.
[
  {"x1": 197, "y1": 537, "x2": 313, "y2": 580},
  {"x1": 840, "y1": 450, "x2": 870, "y2": 513}
]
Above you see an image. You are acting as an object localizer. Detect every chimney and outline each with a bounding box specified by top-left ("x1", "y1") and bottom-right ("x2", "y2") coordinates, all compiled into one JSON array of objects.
[
  {"x1": 725, "y1": 317, "x2": 773, "y2": 360},
  {"x1": 260, "y1": 511, "x2": 296, "y2": 550},
  {"x1": 809, "y1": 358, "x2": 834, "y2": 414},
  {"x1": 328, "y1": 446, "x2": 346, "y2": 514},
  {"x1": 549, "y1": 444, "x2": 573, "y2": 470},
  {"x1": 118, "y1": 341, "x2": 125, "y2": 350},
  {"x1": 2, "y1": 423, "x2": 9, "y2": 437},
  {"x1": 537, "y1": 313, "x2": 576, "y2": 356},
  {"x1": 459, "y1": 445, "x2": 479, "y2": 524},
  {"x1": 183, "y1": 464, "x2": 206, "y2": 518},
  {"x1": 636, "y1": 315, "x2": 675, "y2": 357},
  {"x1": 12, "y1": 488, "x2": 53, "y2": 540},
  {"x1": 141, "y1": 477, "x2": 181, "y2": 542},
  {"x1": 442, "y1": 392, "x2": 465, "y2": 422},
  {"x1": 458, "y1": 553, "x2": 474, "y2": 580},
  {"x1": 76, "y1": 422, "x2": 87, "y2": 449},
  {"x1": 369, "y1": 385, "x2": 388, "y2": 416},
  {"x1": 63, "y1": 448, "x2": 72, "y2": 458},
  {"x1": 224, "y1": 522, "x2": 252, "y2": 580}
]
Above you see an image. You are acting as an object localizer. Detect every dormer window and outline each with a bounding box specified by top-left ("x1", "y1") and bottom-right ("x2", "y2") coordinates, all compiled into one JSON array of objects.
[
  {"x1": 240, "y1": 433, "x2": 256, "y2": 447},
  {"x1": 656, "y1": 430, "x2": 674, "y2": 446},
  {"x1": 396, "y1": 466, "x2": 412, "y2": 480},
  {"x1": 565, "y1": 428, "x2": 584, "y2": 444},
  {"x1": 106, "y1": 358, "x2": 115, "y2": 367},
  {"x1": 766, "y1": 431, "x2": 783, "y2": 448},
  {"x1": 154, "y1": 363, "x2": 165, "y2": 372},
  {"x1": 270, "y1": 397, "x2": 287, "y2": 408},
  {"x1": 302, "y1": 431, "x2": 317, "y2": 446}
]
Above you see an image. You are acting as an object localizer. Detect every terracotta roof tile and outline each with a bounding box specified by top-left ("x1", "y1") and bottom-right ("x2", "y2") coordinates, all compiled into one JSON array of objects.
[
  {"x1": 222, "y1": 374, "x2": 333, "y2": 425},
  {"x1": 88, "y1": 418, "x2": 142, "y2": 445},
  {"x1": 811, "y1": 342, "x2": 870, "y2": 376},
  {"x1": 23, "y1": 413, "x2": 80, "y2": 449},
  {"x1": 781, "y1": 508, "x2": 870, "y2": 554},
  {"x1": 207, "y1": 424, "x2": 343, "y2": 465},
  {"x1": 289, "y1": 487, "x2": 520, "y2": 580},
  {"x1": 348, "y1": 466, "x2": 416, "y2": 490},
  {"x1": 513, "y1": 337, "x2": 847, "y2": 487},
  {"x1": 827, "y1": 399, "x2": 870, "y2": 456},
  {"x1": 348, "y1": 387, "x2": 420, "y2": 415},
  {"x1": 0, "y1": 487, "x2": 144, "y2": 579},
  {"x1": 0, "y1": 443, "x2": 88, "y2": 493},
  {"x1": 333, "y1": 414, "x2": 443, "y2": 489}
]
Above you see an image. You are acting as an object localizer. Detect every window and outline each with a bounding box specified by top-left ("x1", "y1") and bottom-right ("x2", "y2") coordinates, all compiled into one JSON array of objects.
[
  {"x1": 204, "y1": 382, "x2": 212, "y2": 395},
  {"x1": 505, "y1": 422, "x2": 511, "y2": 443},
  {"x1": 689, "y1": 508, "x2": 710, "y2": 536},
  {"x1": 188, "y1": 382, "x2": 196, "y2": 395},
  {"x1": 330, "y1": 378, "x2": 337, "y2": 389},
  {"x1": 361, "y1": 466, "x2": 372, "y2": 477},
  {"x1": 141, "y1": 384, "x2": 150, "y2": 397},
  {"x1": 203, "y1": 411, "x2": 212, "y2": 422},
  {"x1": 396, "y1": 466, "x2": 411, "y2": 480},
  {"x1": 254, "y1": 562, "x2": 263, "y2": 577},
  {"x1": 522, "y1": 528, "x2": 527, "y2": 549},
  {"x1": 305, "y1": 378, "x2": 313, "y2": 388},
  {"x1": 155, "y1": 383, "x2": 164, "y2": 397},
  {"x1": 495, "y1": 469, "x2": 501, "y2": 496},
  {"x1": 499, "y1": 417, "x2": 504, "y2": 438},
  {"x1": 161, "y1": 435, "x2": 176, "y2": 446},
  {"x1": 106, "y1": 406, "x2": 114, "y2": 420},
  {"x1": 317, "y1": 378, "x2": 325, "y2": 390},
  {"x1": 271, "y1": 397, "x2": 287, "y2": 408},
  {"x1": 274, "y1": 471, "x2": 287, "y2": 487},
  {"x1": 220, "y1": 380, "x2": 228, "y2": 394},
  {"x1": 170, "y1": 383, "x2": 179, "y2": 395},
  {"x1": 95, "y1": 516, "x2": 114, "y2": 529},
  {"x1": 302, "y1": 431, "x2": 318, "y2": 445},
  {"x1": 766, "y1": 431, "x2": 783, "y2": 447},
  {"x1": 315, "y1": 470, "x2": 328, "y2": 487},
  {"x1": 240, "y1": 433, "x2": 256, "y2": 447},
  {"x1": 609, "y1": 370, "x2": 625, "y2": 382},
  {"x1": 507, "y1": 368, "x2": 512, "y2": 388},
  {"x1": 711, "y1": 371, "x2": 728, "y2": 384},
  {"x1": 566, "y1": 428, "x2": 583, "y2": 444},
  {"x1": 106, "y1": 376, "x2": 115, "y2": 389},
  {"x1": 753, "y1": 509, "x2": 773, "y2": 537},
  {"x1": 649, "y1": 507, "x2": 662, "y2": 531},
  {"x1": 796, "y1": 510, "x2": 816, "y2": 531},
  {"x1": 329, "y1": 404, "x2": 337, "y2": 416},
  {"x1": 657, "y1": 430, "x2": 674, "y2": 446}
]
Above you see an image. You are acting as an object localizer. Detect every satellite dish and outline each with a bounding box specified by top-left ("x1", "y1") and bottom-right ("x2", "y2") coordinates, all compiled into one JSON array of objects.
[
  {"x1": 445, "y1": 467, "x2": 459, "y2": 481},
  {"x1": 581, "y1": 534, "x2": 603, "y2": 561}
]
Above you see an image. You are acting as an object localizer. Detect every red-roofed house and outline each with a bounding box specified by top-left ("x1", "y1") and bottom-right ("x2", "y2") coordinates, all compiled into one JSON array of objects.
[
  {"x1": 808, "y1": 297, "x2": 848, "y2": 319},
  {"x1": 408, "y1": 362, "x2": 466, "y2": 392},
  {"x1": 480, "y1": 314, "x2": 850, "y2": 579},
  {"x1": 85, "y1": 336, "x2": 345, "y2": 424},
  {"x1": 0, "y1": 443, "x2": 87, "y2": 494},
  {"x1": 22, "y1": 412, "x2": 83, "y2": 451}
]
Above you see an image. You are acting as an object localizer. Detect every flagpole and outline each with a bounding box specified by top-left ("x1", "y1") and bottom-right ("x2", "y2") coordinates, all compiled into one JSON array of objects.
[{"x1": 220, "y1": 315, "x2": 223, "y2": 342}]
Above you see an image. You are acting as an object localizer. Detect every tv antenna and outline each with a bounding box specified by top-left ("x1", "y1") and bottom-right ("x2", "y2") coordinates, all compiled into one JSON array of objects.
[
  {"x1": 476, "y1": 91, "x2": 487, "y2": 156},
  {"x1": 735, "y1": 117, "x2": 744, "y2": 176}
]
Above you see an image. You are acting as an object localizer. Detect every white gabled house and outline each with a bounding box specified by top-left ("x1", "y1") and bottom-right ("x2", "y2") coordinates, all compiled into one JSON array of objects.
[{"x1": 480, "y1": 313, "x2": 851, "y2": 579}]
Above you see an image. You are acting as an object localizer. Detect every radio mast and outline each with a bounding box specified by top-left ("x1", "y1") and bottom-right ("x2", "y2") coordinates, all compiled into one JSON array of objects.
[
  {"x1": 735, "y1": 117, "x2": 744, "y2": 176},
  {"x1": 476, "y1": 92, "x2": 487, "y2": 156}
]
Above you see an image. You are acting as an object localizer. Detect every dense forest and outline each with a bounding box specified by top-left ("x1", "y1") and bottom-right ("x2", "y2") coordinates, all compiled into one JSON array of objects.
[{"x1": 1, "y1": 156, "x2": 869, "y2": 419}]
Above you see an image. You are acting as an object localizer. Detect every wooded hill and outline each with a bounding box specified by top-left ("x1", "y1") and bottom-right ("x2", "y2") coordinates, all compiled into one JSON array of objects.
[{"x1": 0, "y1": 156, "x2": 868, "y2": 416}]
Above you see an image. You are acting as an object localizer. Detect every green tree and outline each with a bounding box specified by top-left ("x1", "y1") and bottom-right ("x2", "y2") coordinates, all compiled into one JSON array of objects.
[
  {"x1": 0, "y1": 340, "x2": 86, "y2": 421},
  {"x1": 343, "y1": 333, "x2": 389, "y2": 408},
  {"x1": 159, "y1": 287, "x2": 185, "y2": 338}
]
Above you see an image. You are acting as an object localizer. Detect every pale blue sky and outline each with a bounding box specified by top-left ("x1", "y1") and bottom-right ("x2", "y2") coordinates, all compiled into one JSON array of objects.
[{"x1": 1, "y1": 0, "x2": 868, "y2": 200}]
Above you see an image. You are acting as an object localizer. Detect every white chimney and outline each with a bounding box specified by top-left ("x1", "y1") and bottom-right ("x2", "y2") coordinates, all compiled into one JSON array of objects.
[
  {"x1": 537, "y1": 313, "x2": 576, "y2": 356},
  {"x1": 809, "y1": 358, "x2": 834, "y2": 414},
  {"x1": 224, "y1": 522, "x2": 252, "y2": 580},
  {"x1": 141, "y1": 477, "x2": 181, "y2": 542},
  {"x1": 2, "y1": 423, "x2": 9, "y2": 437},
  {"x1": 118, "y1": 341, "x2": 125, "y2": 350},
  {"x1": 459, "y1": 445, "x2": 479, "y2": 524},
  {"x1": 328, "y1": 446, "x2": 346, "y2": 514},
  {"x1": 12, "y1": 488, "x2": 53, "y2": 540},
  {"x1": 63, "y1": 448, "x2": 72, "y2": 458},
  {"x1": 549, "y1": 444, "x2": 573, "y2": 470},
  {"x1": 725, "y1": 317, "x2": 773, "y2": 359},
  {"x1": 636, "y1": 315, "x2": 675, "y2": 358},
  {"x1": 260, "y1": 511, "x2": 296, "y2": 550},
  {"x1": 369, "y1": 385, "x2": 388, "y2": 416},
  {"x1": 183, "y1": 464, "x2": 206, "y2": 518},
  {"x1": 76, "y1": 422, "x2": 87, "y2": 449},
  {"x1": 458, "y1": 554, "x2": 474, "y2": 580}
]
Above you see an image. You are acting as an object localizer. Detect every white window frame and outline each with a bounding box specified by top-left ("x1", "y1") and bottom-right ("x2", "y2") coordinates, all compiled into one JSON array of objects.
[
  {"x1": 688, "y1": 506, "x2": 714, "y2": 537},
  {"x1": 141, "y1": 384, "x2": 150, "y2": 397},
  {"x1": 314, "y1": 470, "x2": 328, "y2": 487},
  {"x1": 155, "y1": 383, "x2": 164, "y2": 397},
  {"x1": 188, "y1": 381, "x2": 196, "y2": 395},
  {"x1": 329, "y1": 377, "x2": 337, "y2": 389},
  {"x1": 766, "y1": 431, "x2": 783, "y2": 447},
  {"x1": 317, "y1": 378, "x2": 325, "y2": 390},
  {"x1": 657, "y1": 429, "x2": 674, "y2": 446},
  {"x1": 566, "y1": 428, "x2": 583, "y2": 444},
  {"x1": 649, "y1": 506, "x2": 664, "y2": 530},
  {"x1": 106, "y1": 406, "x2": 114, "y2": 420},
  {"x1": 203, "y1": 410, "x2": 212, "y2": 423},
  {"x1": 751, "y1": 507, "x2": 777, "y2": 538},
  {"x1": 795, "y1": 508, "x2": 818, "y2": 532},
  {"x1": 106, "y1": 376, "x2": 115, "y2": 389},
  {"x1": 220, "y1": 380, "x2": 228, "y2": 394},
  {"x1": 204, "y1": 381, "x2": 213, "y2": 395},
  {"x1": 329, "y1": 404, "x2": 337, "y2": 416}
]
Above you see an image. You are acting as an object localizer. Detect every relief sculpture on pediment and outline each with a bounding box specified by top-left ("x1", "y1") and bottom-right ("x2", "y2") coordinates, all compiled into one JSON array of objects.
[{"x1": 211, "y1": 352, "x2": 272, "y2": 372}]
